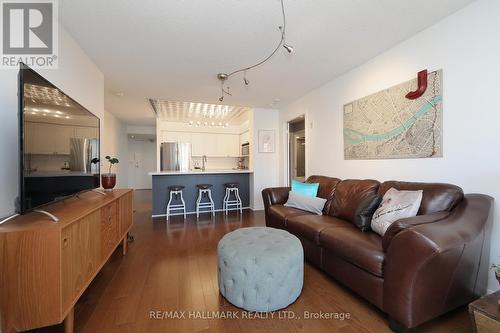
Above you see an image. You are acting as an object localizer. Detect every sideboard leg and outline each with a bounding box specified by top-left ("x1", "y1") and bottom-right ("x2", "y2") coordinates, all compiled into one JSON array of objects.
[
  {"x1": 122, "y1": 235, "x2": 128, "y2": 256},
  {"x1": 64, "y1": 306, "x2": 74, "y2": 333}
]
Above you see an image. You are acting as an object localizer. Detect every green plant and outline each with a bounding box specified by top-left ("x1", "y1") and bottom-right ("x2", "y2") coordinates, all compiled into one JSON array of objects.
[{"x1": 104, "y1": 155, "x2": 119, "y2": 174}]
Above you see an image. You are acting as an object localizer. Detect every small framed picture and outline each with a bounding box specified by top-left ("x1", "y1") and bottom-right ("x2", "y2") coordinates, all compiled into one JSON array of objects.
[{"x1": 258, "y1": 130, "x2": 275, "y2": 153}]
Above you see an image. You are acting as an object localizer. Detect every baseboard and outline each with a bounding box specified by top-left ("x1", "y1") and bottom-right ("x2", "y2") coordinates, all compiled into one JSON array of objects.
[{"x1": 152, "y1": 207, "x2": 251, "y2": 218}]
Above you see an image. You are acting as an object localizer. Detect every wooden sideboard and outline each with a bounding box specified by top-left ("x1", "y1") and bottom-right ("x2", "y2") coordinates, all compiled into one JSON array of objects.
[{"x1": 0, "y1": 189, "x2": 134, "y2": 333}]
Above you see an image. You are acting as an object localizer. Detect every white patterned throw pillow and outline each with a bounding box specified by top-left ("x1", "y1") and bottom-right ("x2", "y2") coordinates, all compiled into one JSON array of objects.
[{"x1": 371, "y1": 188, "x2": 423, "y2": 236}]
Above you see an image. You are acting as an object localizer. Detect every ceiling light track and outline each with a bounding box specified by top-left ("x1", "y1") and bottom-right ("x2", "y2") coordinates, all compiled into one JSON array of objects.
[{"x1": 217, "y1": 0, "x2": 293, "y2": 102}]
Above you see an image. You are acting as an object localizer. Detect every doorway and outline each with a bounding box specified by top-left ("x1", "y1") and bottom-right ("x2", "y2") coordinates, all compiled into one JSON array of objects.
[
  {"x1": 288, "y1": 117, "x2": 306, "y2": 184},
  {"x1": 128, "y1": 134, "x2": 156, "y2": 190}
]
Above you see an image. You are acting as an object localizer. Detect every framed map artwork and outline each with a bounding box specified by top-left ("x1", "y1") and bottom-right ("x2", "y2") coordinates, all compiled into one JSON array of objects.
[{"x1": 343, "y1": 70, "x2": 442, "y2": 160}]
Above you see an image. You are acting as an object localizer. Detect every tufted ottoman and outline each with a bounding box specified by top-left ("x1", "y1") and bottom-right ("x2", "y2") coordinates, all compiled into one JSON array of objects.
[{"x1": 217, "y1": 227, "x2": 304, "y2": 312}]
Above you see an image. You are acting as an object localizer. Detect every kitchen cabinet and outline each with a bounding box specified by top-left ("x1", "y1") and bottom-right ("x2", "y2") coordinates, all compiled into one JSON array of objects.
[
  {"x1": 192, "y1": 132, "x2": 217, "y2": 156},
  {"x1": 192, "y1": 133, "x2": 239, "y2": 157},
  {"x1": 26, "y1": 122, "x2": 97, "y2": 155},
  {"x1": 239, "y1": 131, "x2": 250, "y2": 146},
  {"x1": 161, "y1": 131, "x2": 192, "y2": 143},
  {"x1": 74, "y1": 126, "x2": 98, "y2": 139},
  {"x1": 216, "y1": 134, "x2": 240, "y2": 157},
  {"x1": 31, "y1": 122, "x2": 73, "y2": 155}
]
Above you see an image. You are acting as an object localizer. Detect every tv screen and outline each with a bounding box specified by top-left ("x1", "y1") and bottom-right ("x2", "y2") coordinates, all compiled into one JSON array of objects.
[{"x1": 18, "y1": 63, "x2": 100, "y2": 214}]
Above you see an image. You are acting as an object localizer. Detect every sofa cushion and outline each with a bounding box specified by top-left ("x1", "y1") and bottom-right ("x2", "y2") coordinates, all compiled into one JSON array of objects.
[
  {"x1": 320, "y1": 227, "x2": 385, "y2": 277},
  {"x1": 285, "y1": 191, "x2": 327, "y2": 215},
  {"x1": 292, "y1": 180, "x2": 319, "y2": 196},
  {"x1": 268, "y1": 205, "x2": 312, "y2": 228},
  {"x1": 330, "y1": 179, "x2": 380, "y2": 222},
  {"x1": 306, "y1": 175, "x2": 341, "y2": 214},
  {"x1": 287, "y1": 214, "x2": 354, "y2": 245},
  {"x1": 371, "y1": 188, "x2": 423, "y2": 236},
  {"x1": 354, "y1": 194, "x2": 382, "y2": 231},
  {"x1": 378, "y1": 181, "x2": 464, "y2": 215}
]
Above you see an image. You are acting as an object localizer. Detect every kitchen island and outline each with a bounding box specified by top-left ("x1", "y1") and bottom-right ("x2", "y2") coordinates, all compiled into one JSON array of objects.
[{"x1": 150, "y1": 170, "x2": 252, "y2": 217}]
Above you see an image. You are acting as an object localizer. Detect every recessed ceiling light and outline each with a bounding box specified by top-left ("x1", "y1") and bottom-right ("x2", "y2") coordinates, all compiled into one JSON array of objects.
[
  {"x1": 115, "y1": 92, "x2": 124, "y2": 97},
  {"x1": 65, "y1": 116, "x2": 70, "y2": 119}
]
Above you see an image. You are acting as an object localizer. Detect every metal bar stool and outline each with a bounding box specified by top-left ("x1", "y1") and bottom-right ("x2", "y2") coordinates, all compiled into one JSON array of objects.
[
  {"x1": 196, "y1": 184, "x2": 215, "y2": 219},
  {"x1": 166, "y1": 185, "x2": 186, "y2": 221},
  {"x1": 223, "y1": 182, "x2": 242, "y2": 215}
]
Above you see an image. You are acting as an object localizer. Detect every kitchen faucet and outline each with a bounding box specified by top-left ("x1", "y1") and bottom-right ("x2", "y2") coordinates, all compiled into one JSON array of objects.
[{"x1": 202, "y1": 155, "x2": 207, "y2": 171}]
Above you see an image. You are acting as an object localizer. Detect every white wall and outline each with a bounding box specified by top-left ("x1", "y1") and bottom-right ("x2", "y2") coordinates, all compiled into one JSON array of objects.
[
  {"x1": 127, "y1": 125, "x2": 156, "y2": 135},
  {"x1": 0, "y1": 27, "x2": 104, "y2": 219},
  {"x1": 102, "y1": 110, "x2": 128, "y2": 187},
  {"x1": 283, "y1": 0, "x2": 500, "y2": 292},
  {"x1": 250, "y1": 108, "x2": 280, "y2": 210}
]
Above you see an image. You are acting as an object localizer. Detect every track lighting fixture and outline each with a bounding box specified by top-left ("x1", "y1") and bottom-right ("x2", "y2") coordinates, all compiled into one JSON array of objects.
[
  {"x1": 283, "y1": 43, "x2": 294, "y2": 53},
  {"x1": 217, "y1": 0, "x2": 293, "y2": 101}
]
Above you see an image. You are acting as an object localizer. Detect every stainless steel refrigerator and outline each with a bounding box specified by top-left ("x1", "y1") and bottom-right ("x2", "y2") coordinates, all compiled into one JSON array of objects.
[
  {"x1": 160, "y1": 142, "x2": 191, "y2": 171},
  {"x1": 70, "y1": 138, "x2": 99, "y2": 173}
]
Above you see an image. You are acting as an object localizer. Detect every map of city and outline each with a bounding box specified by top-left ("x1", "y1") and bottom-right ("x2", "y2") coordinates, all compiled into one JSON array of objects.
[{"x1": 343, "y1": 70, "x2": 442, "y2": 160}]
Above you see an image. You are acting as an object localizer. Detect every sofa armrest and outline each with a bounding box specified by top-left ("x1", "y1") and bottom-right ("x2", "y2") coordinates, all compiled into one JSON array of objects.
[
  {"x1": 383, "y1": 194, "x2": 493, "y2": 329},
  {"x1": 382, "y1": 211, "x2": 450, "y2": 251},
  {"x1": 261, "y1": 187, "x2": 291, "y2": 211}
]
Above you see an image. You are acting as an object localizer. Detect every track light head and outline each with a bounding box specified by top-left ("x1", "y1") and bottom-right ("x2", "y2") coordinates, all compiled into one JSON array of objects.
[
  {"x1": 283, "y1": 43, "x2": 294, "y2": 53},
  {"x1": 219, "y1": 96, "x2": 224, "y2": 102},
  {"x1": 217, "y1": 73, "x2": 228, "y2": 81},
  {"x1": 243, "y1": 77, "x2": 250, "y2": 86}
]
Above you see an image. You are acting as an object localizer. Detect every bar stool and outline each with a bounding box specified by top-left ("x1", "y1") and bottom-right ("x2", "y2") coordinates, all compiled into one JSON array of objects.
[
  {"x1": 166, "y1": 185, "x2": 186, "y2": 221},
  {"x1": 196, "y1": 184, "x2": 215, "y2": 219},
  {"x1": 223, "y1": 183, "x2": 242, "y2": 215}
]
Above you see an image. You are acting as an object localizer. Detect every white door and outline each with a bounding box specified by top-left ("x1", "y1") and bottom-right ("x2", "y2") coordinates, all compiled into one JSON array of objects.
[{"x1": 128, "y1": 138, "x2": 156, "y2": 189}]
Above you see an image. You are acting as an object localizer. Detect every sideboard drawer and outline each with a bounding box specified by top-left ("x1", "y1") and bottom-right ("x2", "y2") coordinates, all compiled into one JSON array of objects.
[{"x1": 100, "y1": 201, "x2": 119, "y2": 258}]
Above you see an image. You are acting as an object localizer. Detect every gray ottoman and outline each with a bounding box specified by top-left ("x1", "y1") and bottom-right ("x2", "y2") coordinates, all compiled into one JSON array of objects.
[{"x1": 217, "y1": 227, "x2": 304, "y2": 312}]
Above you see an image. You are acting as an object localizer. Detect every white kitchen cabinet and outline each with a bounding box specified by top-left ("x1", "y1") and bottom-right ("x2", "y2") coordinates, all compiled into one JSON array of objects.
[
  {"x1": 192, "y1": 132, "x2": 217, "y2": 156},
  {"x1": 216, "y1": 134, "x2": 240, "y2": 157},
  {"x1": 74, "y1": 126, "x2": 98, "y2": 139},
  {"x1": 24, "y1": 122, "x2": 34, "y2": 154},
  {"x1": 161, "y1": 131, "x2": 192, "y2": 144},
  {"x1": 239, "y1": 131, "x2": 250, "y2": 146},
  {"x1": 30, "y1": 123, "x2": 73, "y2": 155}
]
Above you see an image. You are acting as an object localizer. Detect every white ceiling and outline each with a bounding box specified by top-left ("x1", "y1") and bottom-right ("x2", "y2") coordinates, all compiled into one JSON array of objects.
[{"x1": 60, "y1": 0, "x2": 474, "y2": 125}]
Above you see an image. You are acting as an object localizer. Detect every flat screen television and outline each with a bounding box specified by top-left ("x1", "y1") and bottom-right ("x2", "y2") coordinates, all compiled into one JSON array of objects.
[{"x1": 17, "y1": 63, "x2": 100, "y2": 214}]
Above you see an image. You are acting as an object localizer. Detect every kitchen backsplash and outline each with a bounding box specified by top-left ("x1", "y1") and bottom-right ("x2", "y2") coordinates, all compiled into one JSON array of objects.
[
  {"x1": 191, "y1": 156, "x2": 246, "y2": 170},
  {"x1": 28, "y1": 154, "x2": 69, "y2": 172}
]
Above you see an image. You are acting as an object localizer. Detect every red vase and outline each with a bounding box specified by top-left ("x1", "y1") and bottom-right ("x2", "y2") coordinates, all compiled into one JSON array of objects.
[{"x1": 101, "y1": 173, "x2": 117, "y2": 191}]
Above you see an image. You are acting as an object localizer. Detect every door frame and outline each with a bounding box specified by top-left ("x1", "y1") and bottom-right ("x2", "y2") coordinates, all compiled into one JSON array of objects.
[{"x1": 284, "y1": 115, "x2": 306, "y2": 185}]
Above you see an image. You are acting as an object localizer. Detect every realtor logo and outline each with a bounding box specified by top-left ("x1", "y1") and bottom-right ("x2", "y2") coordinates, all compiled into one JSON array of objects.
[{"x1": 1, "y1": 0, "x2": 58, "y2": 68}]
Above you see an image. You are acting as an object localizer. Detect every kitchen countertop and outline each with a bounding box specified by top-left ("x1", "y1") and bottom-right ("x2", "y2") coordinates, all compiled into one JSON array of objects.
[{"x1": 149, "y1": 169, "x2": 253, "y2": 176}]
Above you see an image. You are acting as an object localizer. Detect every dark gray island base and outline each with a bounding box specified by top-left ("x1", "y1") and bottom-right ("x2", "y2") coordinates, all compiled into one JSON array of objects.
[{"x1": 151, "y1": 171, "x2": 251, "y2": 217}]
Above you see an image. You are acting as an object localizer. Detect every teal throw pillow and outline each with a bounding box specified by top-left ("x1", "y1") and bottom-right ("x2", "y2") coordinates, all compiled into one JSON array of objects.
[{"x1": 291, "y1": 180, "x2": 319, "y2": 197}]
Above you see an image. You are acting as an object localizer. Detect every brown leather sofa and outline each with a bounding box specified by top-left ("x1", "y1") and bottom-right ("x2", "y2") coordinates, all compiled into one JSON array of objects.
[{"x1": 262, "y1": 176, "x2": 493, "y2": 332}]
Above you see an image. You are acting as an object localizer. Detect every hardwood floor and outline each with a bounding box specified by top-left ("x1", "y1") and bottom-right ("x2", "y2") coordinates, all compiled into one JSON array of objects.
[{"x1": 31, "y1": 190, "x2": 472, "y2": 333}]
